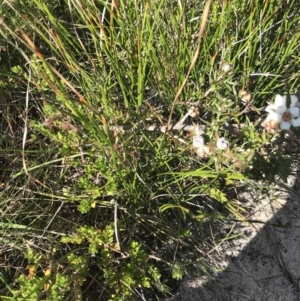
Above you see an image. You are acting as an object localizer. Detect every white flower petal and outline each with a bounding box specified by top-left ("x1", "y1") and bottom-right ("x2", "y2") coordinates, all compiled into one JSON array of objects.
[
  {"x1": 265, "y1": 104, "x2": 277, "y2": 113},
  {"x1": 194, "y1": 126, "x2": 202, "y2": 136},
  {"x1": 292, "y1": 118, "x2": 300, "y2": 127},
  {"x1": 289, "y1": 106, "x2": 300, "y2": 117},
  {"x1": 290, "y1": 95, "x2": 299, "y2": 107},
  {"x1": 193, "y1": 135, "x2": 204, "y2": 148},
  {"x1": 276, "y1": 105, "x2": 287, "y2": 114},
  {"x1": 216, "y1": 137, "x2": 229, "y2": 150},
  {"x1": 274, "y1": 94, "x2": 286, "y2": 107},
  {"x1": 280, "y1": 121, "x2": 291, "y2": 130},
  {"x1": 266, "y1": 112, "x2": 281, "y2": 122}
]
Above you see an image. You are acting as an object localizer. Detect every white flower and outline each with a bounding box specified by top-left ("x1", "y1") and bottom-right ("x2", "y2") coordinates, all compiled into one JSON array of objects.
[
  {"x1": 216, "y1": 137, "x2": 229, "y2": 150},
  {"x1": 265, "y1": 94, "x2": 300, "y2": 130},
  {"x1": 193, "y1": 135, "x2": 204, "y2": 148}
]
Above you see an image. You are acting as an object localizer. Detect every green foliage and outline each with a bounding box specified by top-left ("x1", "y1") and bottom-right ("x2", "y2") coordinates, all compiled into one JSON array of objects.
[
  {"x1": 8, "y1": 249, "x2": 71, "y2": 301},
  {"x1": 171, "y1": 262, "x2": 185, "y2": 280},
  {"x1": 15, "y1": 273, "x2": 69, "y2": 301},
  {"x1": 61, "y1": 226, "x2": 168, "y2": 300},
  {"x1": 61, "y1": 224, "x2": 114, "y2": 255}
]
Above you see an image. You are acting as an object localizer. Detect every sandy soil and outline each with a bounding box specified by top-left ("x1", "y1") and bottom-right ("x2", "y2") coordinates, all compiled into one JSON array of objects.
[{"x1": 164, "y1": 174, "x2": 300, "y2": 301}]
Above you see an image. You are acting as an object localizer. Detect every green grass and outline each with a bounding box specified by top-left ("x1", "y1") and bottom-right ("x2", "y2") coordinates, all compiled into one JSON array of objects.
[{"x1": 1, "y1": 0, "x2": 300, "y2": 300}]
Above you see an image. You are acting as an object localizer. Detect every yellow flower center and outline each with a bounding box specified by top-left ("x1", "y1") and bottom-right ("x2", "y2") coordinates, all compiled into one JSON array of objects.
[{"x1": 282, "y1": 111, "x2": 292, "y2": 122}]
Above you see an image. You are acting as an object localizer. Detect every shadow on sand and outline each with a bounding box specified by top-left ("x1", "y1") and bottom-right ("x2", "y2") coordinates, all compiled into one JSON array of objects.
[{"x1": 165, "y1": 177, "x2": 300, "y2": 301}]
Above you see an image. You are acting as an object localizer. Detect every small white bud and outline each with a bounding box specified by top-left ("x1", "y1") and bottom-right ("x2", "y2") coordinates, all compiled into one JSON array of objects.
[
  {"x1": 239, "y1": 90, "x2": 252, "y2": 103},
  {"x1": 193, "y1": 135, "x2": 204, "y2": 148},
  {"x1": 216, "y1": 137, "x2": 229, "y2": 150},
  {"x1": 187, "y1": 106, "x2": 200, "y2": 118},
  {"x1": 160, "y1": 125, "x2": 168, "y2": 133},
  {"x1": 196, "y1": 145, "x2": 212, "y2": 158},
  {"x1": 222, "y1": 63, "x2": 233, "y2": 73}
]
